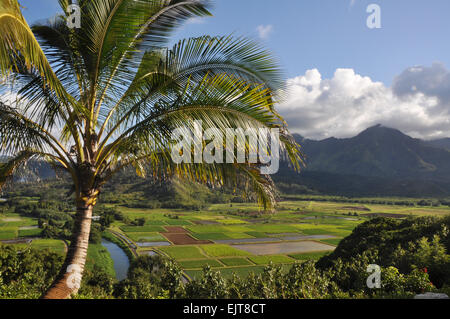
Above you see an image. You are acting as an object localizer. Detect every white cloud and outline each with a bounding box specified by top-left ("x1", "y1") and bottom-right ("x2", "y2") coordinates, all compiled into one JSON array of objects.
[
  {"x1": 186, "y1": 17, "x2": 206, "y2": 25},
  {"x1": 256, "y1": 25, "x2": 273, "y2": 40},
  {"x1": 277, "y1": 65, "x2": 450, "y2": 140}
]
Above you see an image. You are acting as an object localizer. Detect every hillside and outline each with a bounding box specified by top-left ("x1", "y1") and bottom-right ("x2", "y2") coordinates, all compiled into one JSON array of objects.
[
  {"x1": 297, "y1": 125, "x2": 450, "y2": 180},
  {"x1": 276, "y1": 125, "x2": 450, "y2": 196}
]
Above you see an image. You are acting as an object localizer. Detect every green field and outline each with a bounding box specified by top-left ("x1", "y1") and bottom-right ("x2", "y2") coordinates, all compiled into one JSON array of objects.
[
  {"x1": 248, "y1": 255, "x2": 296, "y2": 265},
  {"x1": 200, "y1": 244, "x2": 250, "y2": 257},
  {"x1": 125, "y1": 232, "x2": 167, "y2": 242},
  {"x1": 120, "y1": 225, "x2": 165, "y2": 233},
  {"x1": 288, "y1": 251, "x2": 332, "y2": 261},
  {"x1": 18, "y1": 228, "x2": 42, "y2": 237},
  {"x1": 178, "y1": 259, "x2": 223, "y2": 269},
  {"x1": 158, "y1": 246, "x2": 206, "y2": 260},
  {"x1": 191, "y1": 232, "x2": 232, "y2": 240},
  {"x1": 219, "y1": 258, "x2": 253, "y2": 266},
  {"x1": 12, "y1": 239, "x2": 67, "y2": 255},
  {"x1": 320, "y1": 238, "x2": 342, "y2": 246},
  {"x1": 2, "y1": 195, "x2": 450, "y2": 281},
  {"x1": 0, "y1": 229, "x2": 17, "y2": 240}
]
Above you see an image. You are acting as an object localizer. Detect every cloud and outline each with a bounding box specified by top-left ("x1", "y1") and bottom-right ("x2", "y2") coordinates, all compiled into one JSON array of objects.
[
  {"x1": 186, "y1": 17, "x2": 206, "y2": 25},
  {"x1": 277, "y1": 65, "x2": 450, "y2": 140},
  {"x1": 256, "y1": 25, "x2": 273, "y2": 40},
  {"x1": 392, "y1": 63, "x2": 450, "y2": 104}
]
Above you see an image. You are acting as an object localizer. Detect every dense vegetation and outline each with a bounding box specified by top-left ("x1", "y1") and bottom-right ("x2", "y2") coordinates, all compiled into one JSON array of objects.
[{"x1": 317, "y1": 216, "x2": 450, "y2": 289}]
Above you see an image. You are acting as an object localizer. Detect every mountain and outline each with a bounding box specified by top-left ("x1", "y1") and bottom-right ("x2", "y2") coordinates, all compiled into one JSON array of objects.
[
  {"x1": 275, "y1": 125, "x2": 450, "y2": 196},
  {"x1": 6, "y1": 125, "x2": 450, "y2": 197},
  {"x1": 426, "y1": 138, "x2": 450, "y2": 151},
  {"x1": 0, "y1": 157, "x2": 56, "y2": 182},
  {"x1": 298, "y1": 125, "x2": 450, "y2": 179}
]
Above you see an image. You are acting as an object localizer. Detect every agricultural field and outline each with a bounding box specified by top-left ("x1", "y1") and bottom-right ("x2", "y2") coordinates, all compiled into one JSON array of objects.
[
  {"x1": 2, "y1": 196, "x2": 450, "y2": 281},
  {"x1": 112, "y1": 199, "x2": 450, "y2": 279}
]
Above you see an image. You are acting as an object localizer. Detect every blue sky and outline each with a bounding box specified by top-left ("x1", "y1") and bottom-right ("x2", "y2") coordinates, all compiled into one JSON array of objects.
[
  {"x1": 17, "y1": 0, "x2": 450, "y2": 139},
  {"x1": 20, "y1": 0, "x2": 450, "y2": 85}
]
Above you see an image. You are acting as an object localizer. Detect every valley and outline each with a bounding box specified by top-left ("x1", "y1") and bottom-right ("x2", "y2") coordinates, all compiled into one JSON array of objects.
[{"x1": 2, "y1": 196, "x2": 448, "y2": 281}]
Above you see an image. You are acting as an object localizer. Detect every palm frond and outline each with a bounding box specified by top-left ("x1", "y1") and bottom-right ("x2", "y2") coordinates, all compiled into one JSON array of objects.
[
  {"x1": 98, "y1": 35, "x2": 284, "y2": 135},
  {"x1": 168, "y1": 35, "x2": 283, "y2": 90},
  {"x1": 0, "y1": 102, "x2": 72, "y2": 166},
  {"x1": 91, "y1": 0, "x2": 212, "y2": 115},
  {"x1": 0, "y1": 150, "x2": 35, "y2": 191},
  {"x1": 0, "y1": 0, "x2": 68, "y2": 101}
]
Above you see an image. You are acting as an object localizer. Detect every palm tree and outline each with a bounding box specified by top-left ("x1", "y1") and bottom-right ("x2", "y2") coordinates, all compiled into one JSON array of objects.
[{"x1": 0, "y1": 0, "x2": 301, "y2": 299}]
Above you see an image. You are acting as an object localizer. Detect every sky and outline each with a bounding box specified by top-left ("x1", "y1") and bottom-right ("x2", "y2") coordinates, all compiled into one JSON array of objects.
[{"x1": 17, "y1": 0, "x2": 450, "y2": 140}]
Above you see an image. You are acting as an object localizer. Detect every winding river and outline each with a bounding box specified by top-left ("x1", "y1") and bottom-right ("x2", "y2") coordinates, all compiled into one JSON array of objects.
[{"x1": 101, "y1": 239, "x2": 130, "y2": 281}]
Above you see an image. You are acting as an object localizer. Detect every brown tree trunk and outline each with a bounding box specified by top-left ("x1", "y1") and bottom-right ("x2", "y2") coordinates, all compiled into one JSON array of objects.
[{"x1": 41, "y1": 197, "x2": 94, "y2": 299}]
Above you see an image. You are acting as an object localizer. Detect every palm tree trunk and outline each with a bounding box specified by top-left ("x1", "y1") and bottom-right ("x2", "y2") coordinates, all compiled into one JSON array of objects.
[{"x1": 41, "y1": 197, "x2": 94, "y2": 299}]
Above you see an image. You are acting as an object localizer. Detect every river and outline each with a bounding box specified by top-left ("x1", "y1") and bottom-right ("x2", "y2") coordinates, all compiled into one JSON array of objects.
[{"x1": 101, "y1": 239, "x2": 130, "y2": 281}]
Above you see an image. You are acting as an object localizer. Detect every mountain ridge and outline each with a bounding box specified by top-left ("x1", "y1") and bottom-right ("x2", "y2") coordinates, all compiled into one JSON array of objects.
[
  {"x1": 5, "y1": 125, "x2": 450, "y2": 197},
  {"x1": 293, "y1": 125, "x2": 450, "y2": 180}
]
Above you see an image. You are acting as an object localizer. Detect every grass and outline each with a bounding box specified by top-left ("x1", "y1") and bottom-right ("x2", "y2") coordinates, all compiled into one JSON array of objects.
[
  {"x1": 120, "y1": 225, "x2": 165, "y2": 233},
  {"x1": 191, "y1": 233, "x2": 232, "y2": 240},
  {"x1": 125, "y1": 232, "x2": 166, "y2": 242},
  {"x1": 248, "y1": 255, "x2": 296, "y2": 265},
  {"x1": 0, "y1": 230, "x2": 17, "y2": 240},
  {"x1": 219, "y1": 258, "x2": 253, "y2": 266},
  {"x1": 86, "y1": 243, "x2": 115, "y2": 277},
  {"x1": 3, "y1": 238, "x2": 66, "y2": 255},
  {"x1": 158, "y1": 246, "x2": 206, "y2": 260},
  {"x1": 29, "y1": 239, "x2": 66, "y2": 254},
  {"x1": 145, "y1": 220, "x2": 167, "y2": 225},
  {"x1": 320, "y1": 238, "x2": 342, "y2": 246},
  {"x1": 18, "y1": 228, "x2": 42, "y2": 237},
  {"x1": 165, "y1": 219, "x2": 193, "y2": 226},
  {"x1": 247, "y1": 224, "x2": 301, "y2": 234},
  {"x1": 225, "y1": 232, "x2": 255, "y2": 239},
  {"x1": 292, "y1": 224, "x2": 353, "y2": 237},
  {"x1": 289, "y1": 251, "x2": 331, "y2": 261},
  {"x1": 178, "y1": 259, "x2": 223, "y2": 269},
  {"x1": 192, "y1": 232, "x2": 256, "y2": 240},
  {"x1": 200, "y1": 244, "x2": 250, "y2": 257},
  {"x1": 245, "y1": 231, "x2": 268, "y2": 238},
  {"x1": 223, "y1": 225, "x2": 253, "y2": 233},
  {"x1": 220, "y1": 219, "x2": 248, "y2": 225},
  {"x1": 186, "y1": 225, "x2": 229, "y2": 233}
]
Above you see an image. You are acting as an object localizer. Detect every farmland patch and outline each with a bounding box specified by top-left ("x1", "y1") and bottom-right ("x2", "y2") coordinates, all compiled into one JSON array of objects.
[{"x1": 232, "y1": 241, "x2": 335, "y2": 255}]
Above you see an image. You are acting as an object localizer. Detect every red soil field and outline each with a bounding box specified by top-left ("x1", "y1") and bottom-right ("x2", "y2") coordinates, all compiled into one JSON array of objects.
[
  {"x1": 161, "y1": 233, "x2": 212, "y2": 245},
  {"x1": 162, "y1": 226, "x2": 188, "y2": 233}
]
